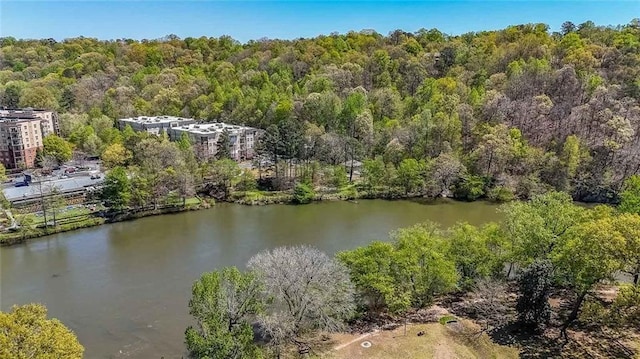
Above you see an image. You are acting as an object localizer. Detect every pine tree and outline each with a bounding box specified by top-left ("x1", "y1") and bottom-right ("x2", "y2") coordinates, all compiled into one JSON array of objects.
[{"x1": 216, "y1": 130, "x2": 232, "y2": 160}]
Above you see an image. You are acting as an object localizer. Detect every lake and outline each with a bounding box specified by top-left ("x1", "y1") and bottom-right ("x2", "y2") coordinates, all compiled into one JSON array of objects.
[{"x1": 1, "y1": 199, "x2": 502, "y2": 358}]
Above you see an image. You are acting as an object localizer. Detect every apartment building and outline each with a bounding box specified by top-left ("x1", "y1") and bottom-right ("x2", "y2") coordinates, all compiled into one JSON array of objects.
[
  {"x1": 0, "y1": 109, "x2": 59, "y2": 169},
  {"x1": 116, "y1": 116, "x2": 197, "y2": 135},
  {"x1": 168, "y1": 122, "x2": 261, "y2": 161}
]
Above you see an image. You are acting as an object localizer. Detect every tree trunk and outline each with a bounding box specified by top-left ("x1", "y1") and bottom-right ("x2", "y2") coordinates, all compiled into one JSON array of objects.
[
  {"x1": 349, "y1": 159, "x2": 354, "y2": 183},
  {"x1": 404, "y1": 315, "x2": 407, "y2": 336},
  {"x1": 41, "y1": 202, "x2": 48, "y2": 233},
  {"x1": 560, "y1": 291, "x2": 587, "y2": 342},
  {"x1": 486, "y1": 151, "x2": 494, "y2": 177}
]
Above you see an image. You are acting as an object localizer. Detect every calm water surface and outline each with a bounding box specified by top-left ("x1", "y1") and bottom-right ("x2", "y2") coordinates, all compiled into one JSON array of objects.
[{"x1": 1, "y1": 199, "x2": 501, "y2": 358}]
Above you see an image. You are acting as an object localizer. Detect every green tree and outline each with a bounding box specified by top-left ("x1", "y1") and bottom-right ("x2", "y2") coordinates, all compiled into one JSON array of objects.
[
  {"x1": 16, "y1": 214, "x2": 36, "y2": 240},
  {"x1": 133, "y1": 138, "x2": 185, "y2": 207},
  {"x1": 216, "y1": 130, "x2": 232, "y2": 160},
  {"x1": 1, "y1": 82, "x2": 22, "y2": 108},
  {"x1": 186, "y1": 267, "x2": 263, "y2": 359},
  {"x1": 102, "y1": 166, "x2": 132, "y2": 210},
  {"x1": 393, "y1": 223, "x2": 458, "y2": 307},
  {"x1": 0, "y1": 163, "x2": 7, "y2": 182},
  {"x1": 293, "y1": 182, "x2": 315, "y2": 204},
  {"x1": 449, "y1": 223, "x2": 507, "y2": 287},
  {"x1": 45, "y1": 186, "x2": 66, "y2": 227},
  {"x1": 501, "y1": 191, "x2": 584, "y2": 266},
  {"x1": 34, "y1": 148, "x2": 44, "y2": 168},
  {"x1": 395, "y1": 158, "x2": 425, "y2": 194},
  {"x1": 328, "y1": 165, "x2": 348, "y2": 188},
  {"x1": 338, "y1": 241, "x2": 411, "y2": 312},
  {"x1": 454, "y1": 175, "x2": 485, "y2": 200},
  {"x1": 615, "y1": 213, "x2": 640, "y2": 285},
  {"x1": 18, "y1": 87, "x2": 58, "y2": 109},
  {"x1": 43, "y1": 135, "x2": 73, "y2": 164},
  {"x1": 129, "y1": 169, "x2": 153, "y2": 209},
  {"x1": 560, "y1": 135, "x2": 581, "y2": 179},
  {"x1": 257, "y1": 125, "x2": 282, "y2": 179},
  {"x1": 0, "y1": 304, "x2": 84, "y2": 359},
  {"x1": 516, "y1": 260, "x2": 553, "y2": 332},
  {"x1": 609, "y1": 285, "x2": 640, "y2": 327},
  {"x1": 553, "y1": 215, "x2": 626, "y2": 336},
  {"x1": 619, "y1": 175, "x2": 640, "y2": 214},
  {"x1": 361, "y1": 156, "x2": 386, "y2": 191},
  {"x1": 208, "y1": 159, "x2": 241, "y2": 198},
  {"x1": 487, "y1": 186, "x2": 515, "y2": 203},
  {"x1": 174, "y1": 168, "x2": 196, "y2": 206},
  {"x1": 236, "y1": 170, "x2": 257, "y2": 192},
  {"x1": 101, "y1": 143, "x2": 132, "y2": 169}
]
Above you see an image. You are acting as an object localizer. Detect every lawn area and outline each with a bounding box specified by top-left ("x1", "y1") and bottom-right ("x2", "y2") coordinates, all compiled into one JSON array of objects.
[
  {"x1": 231, "y1": 190, "x2": 292, "y2": 204},
  {"x1": 321, "y1": 321, "x2": 518, "y2": 359},
  {"x1": 31, "y1": 205, "x2": 93, "y2": 225},
  {"x1": 184, "y1": 197, "x2": 202, "y2": 206}
]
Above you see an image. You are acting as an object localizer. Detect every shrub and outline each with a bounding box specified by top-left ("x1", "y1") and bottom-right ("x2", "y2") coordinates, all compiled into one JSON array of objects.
[
  {"x1": 455, "y1": 175, "x2": 486, "y2": 200},
  {"x1": 516, "y1": 260, "x2": 552, "y2": 331},
  {"x1": 488, "y1": 186, "x2": 516, "y2": 202},
  {"x1": 293, "y1": 182, "x2": 315, "y2": 204}
]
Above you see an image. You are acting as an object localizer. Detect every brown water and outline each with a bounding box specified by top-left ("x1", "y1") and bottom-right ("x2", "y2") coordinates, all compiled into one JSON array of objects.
[{"x1": 1, "y1": 199, "x2": 501, "y2": 358}]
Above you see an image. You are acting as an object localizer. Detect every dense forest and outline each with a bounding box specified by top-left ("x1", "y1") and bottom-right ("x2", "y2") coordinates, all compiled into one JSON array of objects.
[{"x1": 1, "y1": 20, "x2": 640, "y2": 202}]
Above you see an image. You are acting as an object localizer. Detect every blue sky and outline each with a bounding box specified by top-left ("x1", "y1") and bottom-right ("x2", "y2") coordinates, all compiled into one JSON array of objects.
[{"x1": 1, "y1": 1, "x2": 638, "y2": 42}]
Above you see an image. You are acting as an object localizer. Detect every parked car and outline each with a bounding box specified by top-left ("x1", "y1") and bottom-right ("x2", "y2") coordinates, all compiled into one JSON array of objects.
[
  {"x1": 90, "y1": 174, "x2": 101, "y2": 180},
  {"x1": 14, "y1": 181, "x2": 28, "y2": 187}
]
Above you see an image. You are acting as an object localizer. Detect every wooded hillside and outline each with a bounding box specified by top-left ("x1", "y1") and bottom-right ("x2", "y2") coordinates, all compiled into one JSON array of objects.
[{"x1": 1, "y1": 20, "x2": 639, "y2": 202}]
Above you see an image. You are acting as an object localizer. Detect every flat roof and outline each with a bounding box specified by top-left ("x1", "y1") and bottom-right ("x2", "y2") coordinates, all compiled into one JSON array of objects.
[
  {"x1": 0, "y1": 116, "x2": 41, "y2": 122},
  {"x1": 171, "y1": 122, "x2": 256, "y2": 135},
  {"x1": 0, "y1": 109, "x2": 47, "y2": 122},
  {"x1": 3, "y1": 175, "x2": 104, "y2": 201},
  {"x1": 0, "y1": 108, "x2": 53, "y2": 114},
  {"x1": 117, "y1": 116, "x2": 196, "y2": 125}
]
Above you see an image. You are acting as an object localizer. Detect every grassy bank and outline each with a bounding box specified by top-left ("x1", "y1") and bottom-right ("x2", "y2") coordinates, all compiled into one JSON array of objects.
[
  {"x1": 1, "y1": 184, "x2": 494, "y2": 246},
  {"x1": 0, "y1": 187, "x2": 411, "y2": 245},
  {"x1": 0, "y1": 216, "x2": 106, "y2": 246},
  {"x1": 228, "y1": 185, "x2": 422, "y2": 205},
  {"x1": 0, "y1": 198, "x2": 206, "y2": 246}
]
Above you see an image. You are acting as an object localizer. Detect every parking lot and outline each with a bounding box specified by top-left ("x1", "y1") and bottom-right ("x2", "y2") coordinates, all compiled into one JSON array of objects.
[
  {"x1": 3, "y1": 175, "x2": 104, "y2": 202},
  {"x1": 2, "y1": 161, "x2": 105, "y2": 202}
]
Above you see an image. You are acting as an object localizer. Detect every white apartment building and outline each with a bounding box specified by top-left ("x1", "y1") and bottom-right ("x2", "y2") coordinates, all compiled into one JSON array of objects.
[{"x1": 167, "y1": 122, "x2": 260, "y2": 160}]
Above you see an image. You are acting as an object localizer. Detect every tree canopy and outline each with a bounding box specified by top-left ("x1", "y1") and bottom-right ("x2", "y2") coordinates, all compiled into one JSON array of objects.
[
  {"x1": 1, "y1": 21, "x2": 639, "y2": 201},
  {"x1": 0, "y1": 304, "x2": 84, "y2": 359}
]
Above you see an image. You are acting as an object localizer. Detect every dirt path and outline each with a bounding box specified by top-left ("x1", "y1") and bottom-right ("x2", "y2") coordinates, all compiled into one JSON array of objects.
[{"x1": 333, "y1": 330, "x2": 379, "y2": 351}]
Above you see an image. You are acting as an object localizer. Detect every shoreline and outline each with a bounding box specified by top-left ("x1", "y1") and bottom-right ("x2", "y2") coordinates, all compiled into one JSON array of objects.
[
  {"x1": 0, "y1": 202, "x2": 209, "y2": 246},
  {"x1": 1, "y1": 186, "x2": 597, "y2": 246},
  {"x1": 0, "y1": 188, "x2": 436, "y2": 246}
]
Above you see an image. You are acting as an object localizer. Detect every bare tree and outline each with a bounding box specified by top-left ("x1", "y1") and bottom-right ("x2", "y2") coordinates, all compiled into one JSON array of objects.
[
  {"x1": 456, "y1": 278, "x2": 510, "y2": 333},
  {"x1": 248, "y1": 246, "x2": 355, "y2": 355},
  {"x1": 429, "y1": 151, "x2": 466, "y2": 197},
  {"x1": 41, "y1": 155, "x2": 58, "y2": 174},
  {"x1": 259, "y1": 312, "x2": 296, "y2": 359}
]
